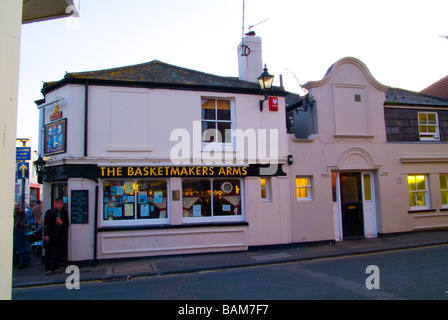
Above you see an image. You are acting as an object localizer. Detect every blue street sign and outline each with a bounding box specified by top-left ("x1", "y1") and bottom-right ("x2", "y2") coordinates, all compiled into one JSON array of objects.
[
  {"x1": 17, "y1": 162, "x2": 29, "y2": 179},
  {"x1": 16, "y1": 147, "x2": 31, "y2": 161}
]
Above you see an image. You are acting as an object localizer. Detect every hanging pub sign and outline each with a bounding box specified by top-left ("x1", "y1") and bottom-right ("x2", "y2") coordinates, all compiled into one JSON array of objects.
[
  {"x1": 98, "y1": 164, "x2": 286, "y2": 178},
  {"x1": 49, "y1": 104, "x2": 63, "y2": 121},
  {"x1": 44, "y1": 118, "x2": 67, "y2": 156}
]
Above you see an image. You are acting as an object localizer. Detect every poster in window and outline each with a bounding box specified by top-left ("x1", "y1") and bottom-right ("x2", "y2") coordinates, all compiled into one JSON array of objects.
[
  {"x1": 44, "y1": 118, "x2": 67, "y2": 156},
  {"x1": 154, "y1": 191, "x2": 163, "y2": 204}
]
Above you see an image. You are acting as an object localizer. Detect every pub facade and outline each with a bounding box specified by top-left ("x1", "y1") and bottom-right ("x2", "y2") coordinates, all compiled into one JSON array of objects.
[{"x1": 37, "y1": 35, "x2": 293, "y2": 262}]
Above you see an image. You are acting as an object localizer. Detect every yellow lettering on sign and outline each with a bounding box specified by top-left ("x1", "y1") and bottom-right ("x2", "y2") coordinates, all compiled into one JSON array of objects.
[
  {"x1": 233, "y1": 167, "x2": 241, "y2": 176},
  {"x1": 127, "y1": 167, "x2": 134, "y2": 176},
  {"x1": 171, "y1": 167, "x2": 180, "y2": 176},
  {"x1": 134, "y1": 167, "x2": 142, "y2": 176},
  {"x1": 107, "y1": 167, "x2": 115, "y2": 176}
]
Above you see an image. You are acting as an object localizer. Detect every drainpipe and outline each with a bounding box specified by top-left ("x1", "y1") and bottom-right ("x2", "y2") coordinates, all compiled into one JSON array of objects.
[
  {"x1": 93, "y1": 185, "x2": 98, "y2": 266},
  {"x1": 84, "y1": 81, "x2": 89, "y2": 157}
]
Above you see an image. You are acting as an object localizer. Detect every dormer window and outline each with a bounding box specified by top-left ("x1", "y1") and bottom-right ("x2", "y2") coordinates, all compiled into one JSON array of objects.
[{"x1": 418, "y1": 112, "x2": 440, "y2": 141}]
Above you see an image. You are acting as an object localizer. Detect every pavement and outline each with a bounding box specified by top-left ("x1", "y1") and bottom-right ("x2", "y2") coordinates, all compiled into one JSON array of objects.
[{"x1": 12, "y1": 229, "x2": 448, "y2": 289}]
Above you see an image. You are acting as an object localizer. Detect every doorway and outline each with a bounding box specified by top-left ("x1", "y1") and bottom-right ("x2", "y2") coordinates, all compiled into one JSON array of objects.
[{"x1": 339, "y1": 172, "x2": 364, "y2": 238}]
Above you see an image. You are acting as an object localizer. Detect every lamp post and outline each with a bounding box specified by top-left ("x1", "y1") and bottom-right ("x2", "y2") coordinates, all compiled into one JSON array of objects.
[
  {"x1": 257, "y1": 64, "x2": 274, "y2": 112},
  {"x1": 33, "y1": 156, "x2": 46, "y2": 184}
]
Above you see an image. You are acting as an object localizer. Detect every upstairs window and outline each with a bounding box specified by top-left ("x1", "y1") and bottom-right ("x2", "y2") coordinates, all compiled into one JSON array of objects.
[
  {"x1": 418, "y1": 112, "x2": 439, "y2": 141},
  {"x1": 201, "y1": 98, "x2": 233, "y2": 144}
]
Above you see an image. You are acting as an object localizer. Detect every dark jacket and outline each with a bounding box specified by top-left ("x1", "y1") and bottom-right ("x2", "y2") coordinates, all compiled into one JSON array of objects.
[{"x1": 44, "y1": 208, "x2": 69, "y2": 243}]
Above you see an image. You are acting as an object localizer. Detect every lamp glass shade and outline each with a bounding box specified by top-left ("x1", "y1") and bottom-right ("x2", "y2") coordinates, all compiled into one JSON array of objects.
[
  {"x1": 33, "y1": 156, "x2": 46, "y2": 174},
  {"x1": 257, "y1": 66, "x2": 274, "y2": 90}
]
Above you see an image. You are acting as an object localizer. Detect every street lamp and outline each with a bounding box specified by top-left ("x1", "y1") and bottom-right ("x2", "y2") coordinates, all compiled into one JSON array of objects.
[
  {"x1": 257, "y1": 64, "x2": 274, "y2": 112},
  {"x1": 33, "y1": 156, "x2": 46, "y2": 184}
]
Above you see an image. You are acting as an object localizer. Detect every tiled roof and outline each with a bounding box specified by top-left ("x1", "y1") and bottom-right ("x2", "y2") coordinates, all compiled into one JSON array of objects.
[
  {"x1": 42, "y1": 60, "x2": 286, "y2": 96},
  {"x1": 385, "y1": 88, "x2": 448, "y2": 107},
  {"x1": 420, "y1": 75, "x2": 448, "y2": 99}
]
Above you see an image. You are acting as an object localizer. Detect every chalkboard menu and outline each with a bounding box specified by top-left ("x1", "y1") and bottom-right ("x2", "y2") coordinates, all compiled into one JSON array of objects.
[{"x1": 71, "y1": 190, "x2": 88, "y2": 224}]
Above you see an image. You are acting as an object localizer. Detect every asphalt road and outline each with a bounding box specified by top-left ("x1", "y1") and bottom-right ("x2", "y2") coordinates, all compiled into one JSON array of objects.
[{"x1": 12, "y1": 244, "x2": 448, "y2": 301}]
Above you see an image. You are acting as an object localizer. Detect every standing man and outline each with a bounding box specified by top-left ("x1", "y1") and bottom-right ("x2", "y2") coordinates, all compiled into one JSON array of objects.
[
  {"x1": 31, "y1": 200, "x2": 43, "y2": 226},
  {"x1": 43, "y1": 198, "x2": 69, "y2": 275},
  {"x1": 14, "y1": 204, "x2": 30, "y2": 269}
]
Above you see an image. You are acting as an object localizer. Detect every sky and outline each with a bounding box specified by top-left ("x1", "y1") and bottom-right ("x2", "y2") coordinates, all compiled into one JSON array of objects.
[{"x1": 17, "y1": 0, "x2": 448, "y2": 151}]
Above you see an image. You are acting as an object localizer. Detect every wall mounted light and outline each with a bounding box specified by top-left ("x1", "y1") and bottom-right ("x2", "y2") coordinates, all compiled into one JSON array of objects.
[
  {"x1": 33, "y1": 156, "x2": 46, "y2": 184},
  {"x1": 287, "y1": 155, "x2": 293, "y2": 165},
  {"x1": 258, "y1": 64, "x2": 274, "y2": 112}
]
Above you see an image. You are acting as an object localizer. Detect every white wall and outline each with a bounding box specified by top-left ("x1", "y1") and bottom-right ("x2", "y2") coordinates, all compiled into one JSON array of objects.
[{"x1": 0, "y1": 0, "x2": 23, "y2": 300}]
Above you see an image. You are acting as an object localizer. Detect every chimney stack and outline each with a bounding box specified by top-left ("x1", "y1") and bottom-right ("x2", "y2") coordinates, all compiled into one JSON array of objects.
[{"x1": 237, "y1": 34, "x2": 263, "y2": 83}]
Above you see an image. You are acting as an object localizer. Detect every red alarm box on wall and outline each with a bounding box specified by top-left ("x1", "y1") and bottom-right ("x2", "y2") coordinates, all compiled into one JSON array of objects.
[{"x1": 269, "y1": 97, "x2": 278, "y2": 111}]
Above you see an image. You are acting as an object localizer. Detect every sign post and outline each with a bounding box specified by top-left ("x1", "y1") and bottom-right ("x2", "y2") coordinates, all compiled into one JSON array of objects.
[{"x1": 16, "y1": 144, "x2": 30, "y2": 210}]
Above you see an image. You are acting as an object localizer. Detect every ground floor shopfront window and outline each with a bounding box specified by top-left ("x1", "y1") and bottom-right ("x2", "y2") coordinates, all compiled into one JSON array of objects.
[
  {"x1": 182, "y1": 178, "x2": 243, "y2": 222},
  {"x1": 102, "y1": 179, "x2": 168, "y2": 225}
]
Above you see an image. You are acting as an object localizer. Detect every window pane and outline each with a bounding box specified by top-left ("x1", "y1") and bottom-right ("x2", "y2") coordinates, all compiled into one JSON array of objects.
[
  {"x1": 261, "y1": 189, "x2": 267, "y2": 199},
  {"x1": 296, "y1": 178, "x2": 309, "y2": 187},
  {"x1": 416, "y1": 176, "x2": 426, "y2": 191},
  {"x1": 419, "y1": 125, "x2": 428, "y2": 133},
  {"x1": 296, "y1": 187, "x2": 308, "y2": 199},
  {"x1": 409, "y1": 193, "x2": 416, "y2": 207},
  {"x1": 428, "y1": 113, "x2": 437, "y2": 124},
  {"x1": 331, "y1": 173, "x2": 337, "y2": 202},
  {"x1": 440, "y1": 175, "x2": 448, "y2": 190},
  {"x1": 201, "y1": 99, "x2": 216, "y2": 120},
  {"x1": 217, "y1": 122, "x2": 232, "y2": 143},
  {"x1": 416, "y1": 192, "x2": 426, "y2": 206},
  {"x1": 363, "y1": 174, "x2": 372, "y2": 201},
  {"x1": 217, "y1": 100, "x2": 231, "y2": 120},
  {"x1": 202, "y1": 121, "x2": 216, "y2": 142},
  {"x1": 182, "y1": 180, "x2": 211, "y2": 217},
  {"x1": 441, "y1": 191, "x2": 448, "y2": 206},
  {"x1": 213, "y1": 180, "x2": 242, "y2": 216},
  {"x1": 136, "y1": 180, "x2": 167, "y2": 219},
  {"x1": 418, "y1": 113, "x2": 427, "y2": 123},
  {"x1": 103, "y1": 180, "x2": 135, "y2": 220},
  {"x1": 408, "y1": 176, "x2": 416, "y2": 191},
  {"x1": 260, "y1": 178, "x2": 266, "y2": 188}
]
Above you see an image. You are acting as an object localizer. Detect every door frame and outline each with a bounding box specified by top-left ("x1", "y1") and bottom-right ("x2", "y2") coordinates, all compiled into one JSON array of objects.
[{"x1": 332, "y1": 171, "x2": 377, "y2": 241}]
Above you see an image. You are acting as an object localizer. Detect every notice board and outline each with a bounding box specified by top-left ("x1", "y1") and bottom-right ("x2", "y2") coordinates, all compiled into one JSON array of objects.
[{"x1": 71, "y1": 190, "x2": 88, "y2": 224}]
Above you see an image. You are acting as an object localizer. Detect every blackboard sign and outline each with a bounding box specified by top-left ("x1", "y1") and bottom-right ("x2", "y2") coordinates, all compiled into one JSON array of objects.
[{"x1": 71, "y1": 190, "x2": 88, "y2": 224}]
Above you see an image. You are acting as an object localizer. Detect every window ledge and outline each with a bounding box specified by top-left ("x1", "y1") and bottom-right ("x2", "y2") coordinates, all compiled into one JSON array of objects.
[
  {"x1": 98, "y1": 222, "x2": 248, "y2": 232},
  {"x1": 107, "y1": 147, "x2": 153, "y2": 152},
  {"x1": 408, "y1": 209, "x2": 437, "y2": 214},
  {"x1": 400, "y1": 154, "x2": 448, "y2": 163}
]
